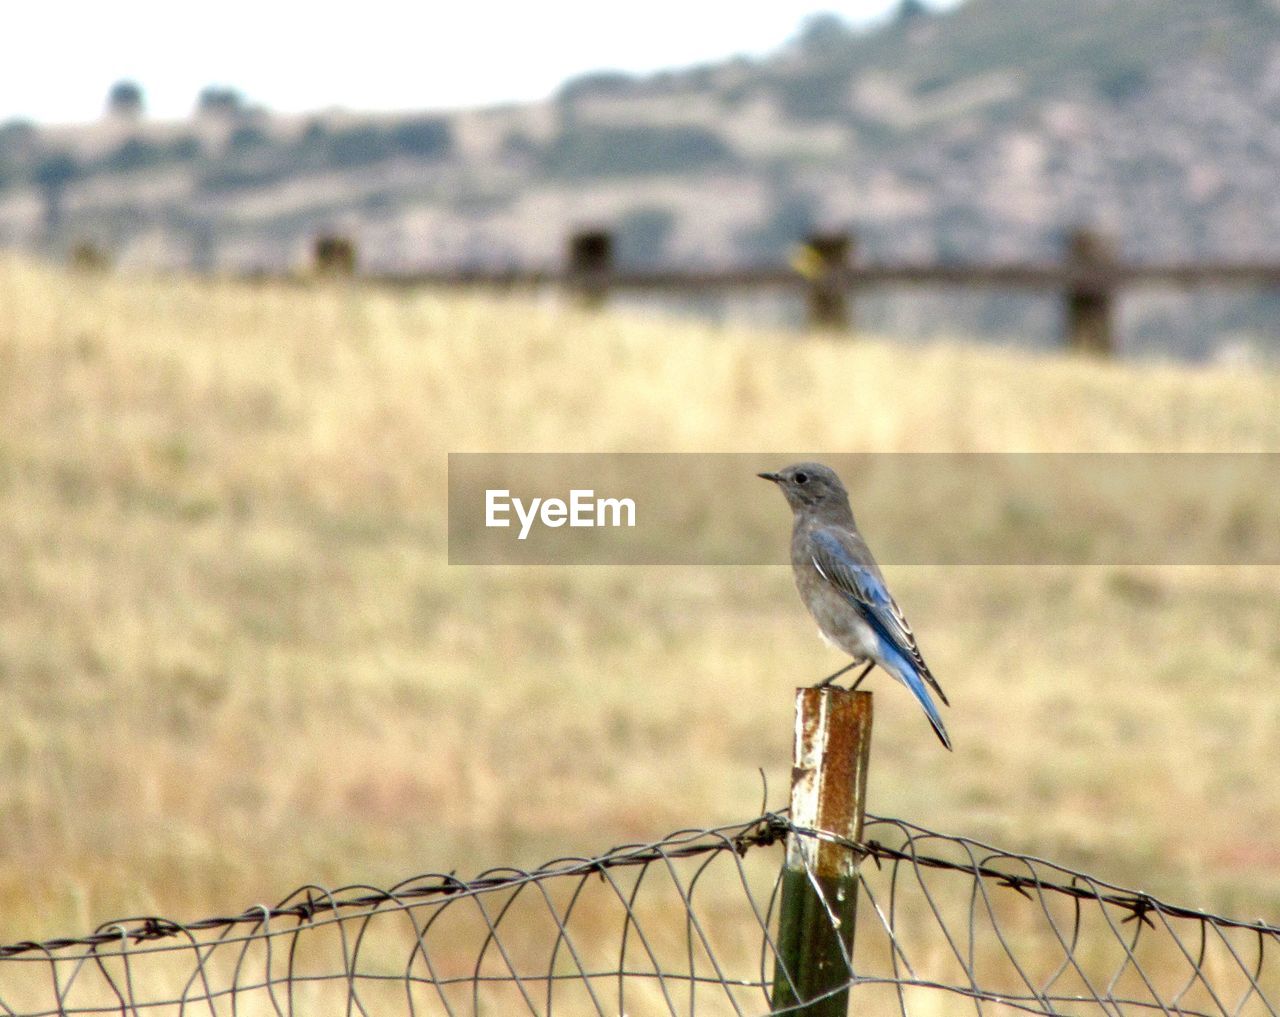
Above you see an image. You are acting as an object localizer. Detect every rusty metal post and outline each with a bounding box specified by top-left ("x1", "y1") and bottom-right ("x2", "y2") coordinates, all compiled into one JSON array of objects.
[
  {"x1": 566, "y1": 229, "x2": 613, "y2": 309},
  {"x1": 770, "y1": 687, "x2": 873, "y2": 1016},
  {"x1": 1064, "y1": 228, "x2": 1116, "y2": 355},
  {"x1": 803, "y1": 232, "x2": 854, "y2": 332}
]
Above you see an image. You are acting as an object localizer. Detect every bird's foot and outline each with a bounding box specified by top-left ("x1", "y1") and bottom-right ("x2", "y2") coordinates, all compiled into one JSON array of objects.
[
  {"x1": 847, "y1": 661, "x2": 875, "y2": 692},
  {"x1": 813, "y1": 661, "x2": 857, "y2": 689},
  {"x1": 812, "y1": 660, "x2": 875, "y2": 692}
]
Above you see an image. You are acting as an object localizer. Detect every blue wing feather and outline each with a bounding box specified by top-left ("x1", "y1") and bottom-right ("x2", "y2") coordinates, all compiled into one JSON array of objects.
[
  {"x1": 809, "y1": 528, "x2": 952, "y2": 749},
  {"x1": 810, "y1": 530, "x2": 916, "y2": 662},
  {"x1": 809, "y1": 529, "x2": 949, "y2": 704}
]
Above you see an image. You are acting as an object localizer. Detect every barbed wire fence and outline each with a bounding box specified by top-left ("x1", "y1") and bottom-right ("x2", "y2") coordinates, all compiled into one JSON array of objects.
[
  {"x1": 3, "y1": 810, "x2": 1277, "y2": 1017},
  {"x1": 4, "y1": 685, "x2": 1278, "y2": 1017}
]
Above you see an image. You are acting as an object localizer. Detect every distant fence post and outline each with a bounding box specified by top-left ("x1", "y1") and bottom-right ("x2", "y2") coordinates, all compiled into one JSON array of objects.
[
  {"x1": 313, "y1": 234, "x2": 356, "y2": 276},
  {"x1": 566, "y1": 229, "x2": 613, "y2": 309},
  {"x1": 803, "y1": 232, "x2": 854, "y2": 332},
  {"x1": 1064, "y1": 228, "x2": 1116, "y2": 355},
  {"x1": 771, "y1": 687, "x2": 872, "y2": 1016},
  {"x1": 69, "y1": 240, "x2": 110, "y2": 273}
]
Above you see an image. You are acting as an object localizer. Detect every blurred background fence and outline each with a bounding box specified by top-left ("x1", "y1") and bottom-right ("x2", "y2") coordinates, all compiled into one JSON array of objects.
[
  {"x1": 2, "y1": 809, "x2": 1277, "y2": 1017},
  {"x1": 286, "y1": 225, "x2": 1280, "y2": 356}
]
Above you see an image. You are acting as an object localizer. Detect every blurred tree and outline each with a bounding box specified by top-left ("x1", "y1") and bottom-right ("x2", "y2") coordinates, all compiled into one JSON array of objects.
[
  {"x1": 292, "y1": 119, "x2": 333, "y2": 170},
  {"x1": 0, "y1": 118, "x2": 36, "y2": 154},
  {"x1": 500, "y1": 129, "x2": 539, "y2": 163},
  {"x1": 389, "y1": 116, "x2": 452, "y2": 158},
  {"x1": 107, "y1": 80, "x2": 144, "y2": 119},
  {"x1": 103, "y1": 136, "x2": 163, "y2": 172},
  {"x1": 616, "y1": 206, "x2": 677, "y2": 267},
  {"x1": 0, "y1": 120, "x2": 36, "y2": 189},
  {"x1": 170, "y1": 135, "x2": 201, "y2": 159},
  {"x1": 544, "y1": 125, "x2": 733, "y2": 177},
  {"x1": 1096, "y1": 64, "x2": 1150, "y2": 103},
  {"x1": 198, "y1": 163, "x2": 286, "y2": 192},
  {"x1": 795, "y1": 12, "x2": 852, "y2": 56},
  {"x1": 196, "y1": 86, "x2": 245, "y2": 117},
  {"x1": 34, "y1": 151, "x2": 78, "y2": 190},
  {"x1": 896, "y1": 0, "x2": 930, "y2": 23},
  {"x1": 775, "y1": 65, "x2": 854, "y2": 119},
  {"x1": 228, "y1": 124, "x2": 269, "y2": 151},
  {"x1": 33, "y1": 151, "x2": 79, "y2": 241},
  {"x1": 557, "y1": 70, "x2": 637, "y2": 104},
  {"x1": 299, "y1": 118, "x2": 328, "y2": 145},
  {"x1": 325, "y1": 124, "x2": 394, "y2": 166}
]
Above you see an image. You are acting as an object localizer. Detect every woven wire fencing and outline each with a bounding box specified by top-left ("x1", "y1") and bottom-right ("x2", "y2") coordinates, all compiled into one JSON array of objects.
[{"x1": 2, "y1": 813, "x2": 1277, "y2": 1017}]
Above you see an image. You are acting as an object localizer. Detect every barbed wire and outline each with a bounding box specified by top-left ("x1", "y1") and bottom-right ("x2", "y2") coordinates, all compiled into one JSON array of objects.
[{"x1": 1, "y1": 812, "x2": 1276, "y2": 1016}]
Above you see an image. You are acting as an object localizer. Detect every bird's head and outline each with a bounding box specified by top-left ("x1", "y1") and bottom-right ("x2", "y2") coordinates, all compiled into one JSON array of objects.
[{"x1": 757, "y1": 461, "x2": 850, "y2": 514}]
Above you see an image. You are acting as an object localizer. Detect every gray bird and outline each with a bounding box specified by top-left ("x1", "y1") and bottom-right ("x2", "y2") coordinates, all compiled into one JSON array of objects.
[{"x1": 759, "y1": 462, "x2": 952, "y2": 750}]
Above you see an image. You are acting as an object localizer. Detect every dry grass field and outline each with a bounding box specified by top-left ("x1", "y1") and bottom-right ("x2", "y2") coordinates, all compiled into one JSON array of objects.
[{"x1": 2, "y1": 253, "x2": 1279, "y2": 976}]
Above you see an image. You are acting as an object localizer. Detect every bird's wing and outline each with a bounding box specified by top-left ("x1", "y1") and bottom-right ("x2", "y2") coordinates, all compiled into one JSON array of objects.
[{"x1": 809, "y1": 527, "x2": 949, "y2": 707}]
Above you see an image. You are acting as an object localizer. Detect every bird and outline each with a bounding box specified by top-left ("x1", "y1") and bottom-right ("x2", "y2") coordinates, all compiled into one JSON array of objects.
[{"x1": 758, "y1": 461, "x2": 952, "y2": 750}]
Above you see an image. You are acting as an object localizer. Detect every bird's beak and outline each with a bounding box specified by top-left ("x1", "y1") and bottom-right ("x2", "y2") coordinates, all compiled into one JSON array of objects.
[{"x1": 757, "y1": 471, "x2": 781, "y2": 483}]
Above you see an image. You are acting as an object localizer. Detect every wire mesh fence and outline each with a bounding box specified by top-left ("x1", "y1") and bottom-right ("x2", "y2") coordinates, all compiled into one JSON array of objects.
[{"x1": 2, "y1": 811, "x2": 1277, "y2": 1017}]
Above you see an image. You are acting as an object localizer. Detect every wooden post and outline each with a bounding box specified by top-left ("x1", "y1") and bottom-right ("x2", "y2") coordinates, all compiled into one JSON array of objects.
[
  {"x1": 1064, "y1": 228, "x2": 1115, "y2": 355},
  {"x1": 313, "y1": 234, "x2": 356, "y2": 276},
  {"x1": 804, "y1": 232, "x2": 854, "y2": 332},
  {"x1": 69, "y1": 240, "x2": 110, "y2": 273},
  {"x1": 771, "y1": 688, "x2": 873, "y2": 1016},
  {"x1": 566, "y1": 229, "x2": 613, "y2": 309}
]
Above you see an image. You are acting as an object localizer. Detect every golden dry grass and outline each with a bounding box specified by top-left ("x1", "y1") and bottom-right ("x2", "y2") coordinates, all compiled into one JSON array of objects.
[{"x1": 1, "y1": 253, "x2": 1279, "y2": 968}]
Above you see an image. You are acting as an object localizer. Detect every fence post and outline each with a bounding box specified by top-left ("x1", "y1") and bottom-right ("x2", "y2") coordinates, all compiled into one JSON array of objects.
[
  {"x1": 770, "y1": 687, "x2": 872, "y2": 1016},
  {"x1": 566, "y1": 229, "x2": 613, "y2": 309},
  {"x1": 1064, "y1": 228, "x2": 1116, "y2": 355},
  {"x1": 803, "y1": 232, "x2": 854, "y2": 332},
  {"x1": 313, "y1": 234, "x2": 356, "y2": 276},
  {"x1": 69, "y1": 240, "x2": 110, "y2": 273}
]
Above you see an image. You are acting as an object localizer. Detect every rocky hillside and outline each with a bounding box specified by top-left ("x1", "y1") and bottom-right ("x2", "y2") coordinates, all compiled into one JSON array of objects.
[{"x1": 2, "y1": 0, "x2": 1280, "y2": 355}]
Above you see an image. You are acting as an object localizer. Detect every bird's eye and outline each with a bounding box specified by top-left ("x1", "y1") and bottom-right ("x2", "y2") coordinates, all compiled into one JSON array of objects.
[{"x1": 794, "y1": 472, "x2": 809, "y2": 485}]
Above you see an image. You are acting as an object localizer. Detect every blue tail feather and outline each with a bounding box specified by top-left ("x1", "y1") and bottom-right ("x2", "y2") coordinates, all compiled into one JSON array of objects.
[{"x1": 875, "y1": 642, "x2": 952, "y2": 751}]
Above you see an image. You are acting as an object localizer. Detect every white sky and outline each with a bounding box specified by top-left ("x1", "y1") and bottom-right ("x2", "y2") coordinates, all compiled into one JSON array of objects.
[{"x1": 2, "y1": 1, "x2": 960, "y2": 125}]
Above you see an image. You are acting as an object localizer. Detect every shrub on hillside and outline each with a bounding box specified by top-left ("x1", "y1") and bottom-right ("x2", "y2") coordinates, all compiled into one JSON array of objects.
[{"x1": 544, "y1": 125, "x2": 734, "y2": 177}]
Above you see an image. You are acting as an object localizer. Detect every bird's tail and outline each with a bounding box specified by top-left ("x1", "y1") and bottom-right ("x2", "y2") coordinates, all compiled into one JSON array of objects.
[{"x1": 879, "y1": 647, "x2": 952, "y2": 751}]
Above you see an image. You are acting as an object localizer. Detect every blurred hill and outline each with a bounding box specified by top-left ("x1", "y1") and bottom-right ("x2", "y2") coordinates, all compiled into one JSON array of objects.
[{"x1": 3, "y1": 0, "x2": 1280, "y2": 350}]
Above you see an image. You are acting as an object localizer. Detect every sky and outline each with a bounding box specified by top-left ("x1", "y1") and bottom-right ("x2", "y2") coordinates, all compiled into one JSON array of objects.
[{"x1": 2, "y1": 0, "x2": 961, "y2": 125}]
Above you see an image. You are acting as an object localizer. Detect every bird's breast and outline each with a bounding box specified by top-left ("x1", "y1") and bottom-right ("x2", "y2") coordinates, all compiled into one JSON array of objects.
[{"x1": 794, "y1": 567, "x2": 879, "y2": 660}]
